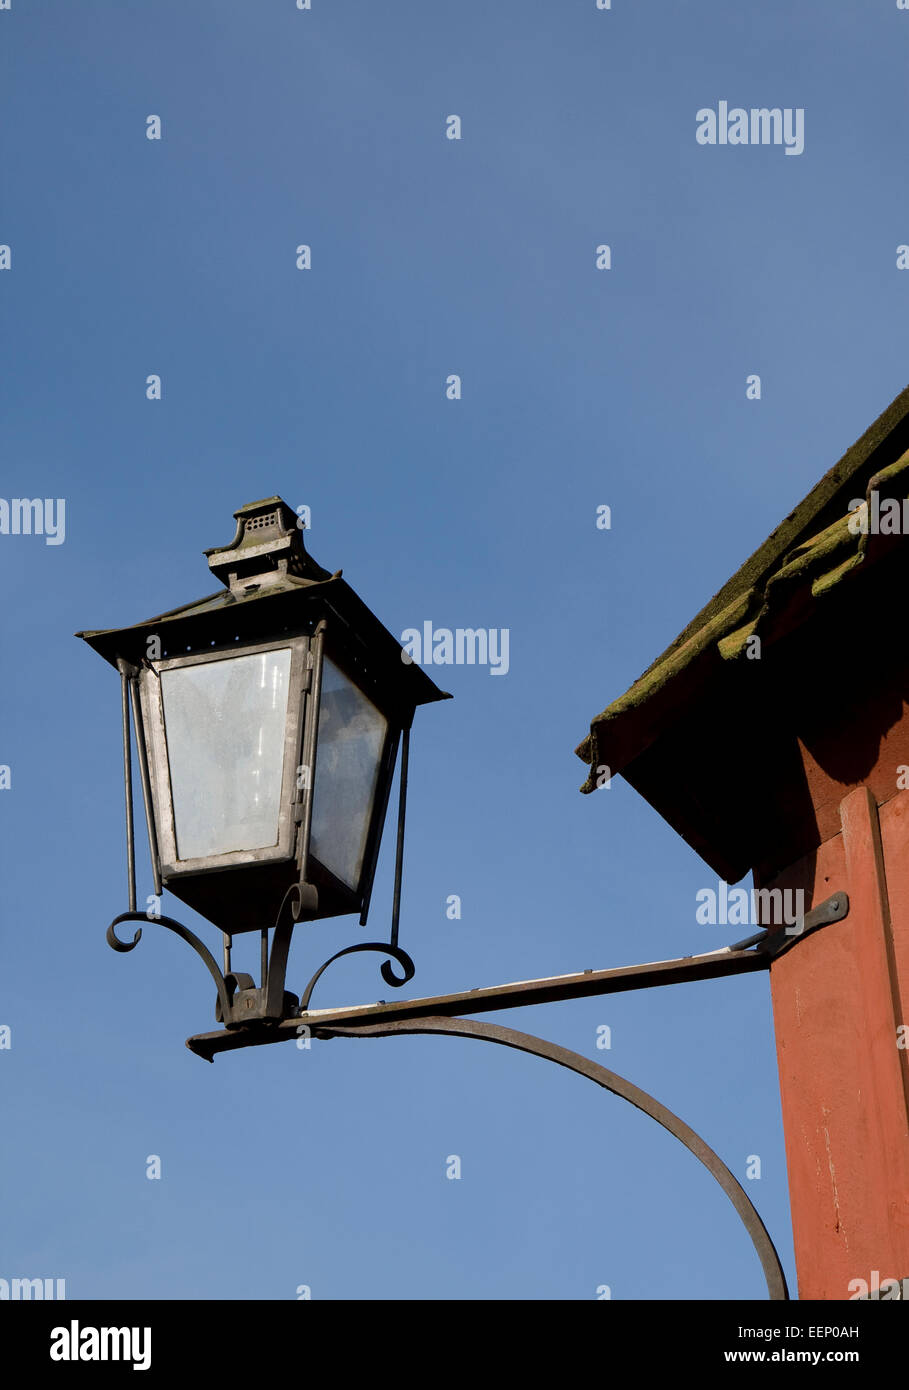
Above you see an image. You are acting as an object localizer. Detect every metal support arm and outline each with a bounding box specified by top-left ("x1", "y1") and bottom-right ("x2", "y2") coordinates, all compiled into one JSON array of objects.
[{"x1": 316, "y1": 1014, "x2": 789, "y2": 1301}]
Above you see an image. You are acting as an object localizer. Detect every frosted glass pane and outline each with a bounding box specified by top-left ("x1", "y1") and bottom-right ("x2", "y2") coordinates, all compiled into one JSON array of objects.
[
  {"x1": 311, "y1": 658, "x2": 388, "y2": 890},
  {"x1": 161, "y1": 649, "x2": 292, "y2": 860}
]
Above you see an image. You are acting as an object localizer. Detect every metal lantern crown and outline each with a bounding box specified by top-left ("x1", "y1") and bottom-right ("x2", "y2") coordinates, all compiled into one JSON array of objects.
[{"x1": 78, "y1": 497, "x2": 449, "y2": 1030}]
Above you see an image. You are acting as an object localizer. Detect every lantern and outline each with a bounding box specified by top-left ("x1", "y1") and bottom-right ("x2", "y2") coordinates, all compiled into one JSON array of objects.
[{"x1": 77, "y1": 497, "x2": 449, "y2": 1028}]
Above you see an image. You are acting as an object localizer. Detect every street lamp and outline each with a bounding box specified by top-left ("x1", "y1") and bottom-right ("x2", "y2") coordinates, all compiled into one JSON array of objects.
[
  {"x1": 79, "y1": 494, "x2": 795, "y2": 1301},
  {"x1": 77, "y1": 496, "x2": 449, "y2": 1026}
]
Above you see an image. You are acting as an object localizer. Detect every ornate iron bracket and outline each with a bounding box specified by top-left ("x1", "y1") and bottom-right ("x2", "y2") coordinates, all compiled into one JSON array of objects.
[
  {"x1": 105, "y1": 907, "x2": 415, "y2": 1030},
  {"x1": 108, "y1": 911, "x2": 235, "y2": 1021},
  {"x1": 753, "y1": 891, "x2": 849, "y2": 959}
]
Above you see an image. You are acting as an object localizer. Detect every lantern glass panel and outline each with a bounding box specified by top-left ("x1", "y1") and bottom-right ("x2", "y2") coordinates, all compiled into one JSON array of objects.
[
  {"x1": 311, "y1": 657, "x2": 388, "y2": 890},
  {"x1": 161, "y1": 648, "x2": 292, "y2": 860}
]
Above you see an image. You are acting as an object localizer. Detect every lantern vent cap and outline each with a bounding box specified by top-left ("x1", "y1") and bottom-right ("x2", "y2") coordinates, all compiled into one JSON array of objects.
[{"x1": 204, "y1": 497, "x2": 331, "y2": 594}]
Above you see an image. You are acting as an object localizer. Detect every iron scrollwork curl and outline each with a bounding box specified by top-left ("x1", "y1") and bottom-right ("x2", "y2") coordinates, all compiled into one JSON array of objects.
[
  {"x1": 106, "y1": 909, "x2": 416, "y2": 1028},
  {"x1": 107, "y1": 910, "x2": 235, "y2": 1023},
  {"x1": 298, "y1": 943, "x2": 416, "y2": 1013}
]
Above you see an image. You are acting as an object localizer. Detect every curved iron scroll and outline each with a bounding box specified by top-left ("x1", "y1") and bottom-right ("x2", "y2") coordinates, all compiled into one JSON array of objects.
[
  {"x1": 299, "y1": 943, "x2": 416, "y2": 1013},
  {"x1": 107, "y1": 911, "x2": 235, "y2": 1024},
  {"x1": 107, "y1": 909, "x2": 415, "y2": 1027},
  {"x1": 318, "y1": 1014, "x2": 789, "y2": 1301}
]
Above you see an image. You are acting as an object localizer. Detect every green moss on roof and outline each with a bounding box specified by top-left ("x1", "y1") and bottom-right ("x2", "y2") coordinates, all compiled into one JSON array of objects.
[
  {"x1": 654, "y1": 381, "x2": 909, "y2": 667},
  {"x1": 576, "y1": 384, "x2": 909, "y2": 793}
]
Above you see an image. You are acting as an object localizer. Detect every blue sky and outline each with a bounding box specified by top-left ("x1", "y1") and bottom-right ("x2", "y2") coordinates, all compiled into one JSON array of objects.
[{"x1": 2, "y1": 0, "x2": 907, "y2": 1300}]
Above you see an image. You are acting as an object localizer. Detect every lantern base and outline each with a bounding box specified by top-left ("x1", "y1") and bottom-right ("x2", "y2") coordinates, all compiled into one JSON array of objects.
[{"x1": 217, "y1": 981, "x2": 301, "y2": 1027}]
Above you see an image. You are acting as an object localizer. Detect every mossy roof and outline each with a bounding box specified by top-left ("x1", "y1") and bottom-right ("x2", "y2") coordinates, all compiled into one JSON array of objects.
[{"x1": 576, "y1": 382, "x2": 909, "y2": 791}]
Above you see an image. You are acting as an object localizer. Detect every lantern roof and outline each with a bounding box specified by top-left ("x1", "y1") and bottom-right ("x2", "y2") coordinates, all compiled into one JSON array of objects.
[
  {"x1": 575, "y1": 382, "x2": 909, "y2": 882},
  {"x1": 77, "y1": 496, "x2": 450, "y2": 713}
]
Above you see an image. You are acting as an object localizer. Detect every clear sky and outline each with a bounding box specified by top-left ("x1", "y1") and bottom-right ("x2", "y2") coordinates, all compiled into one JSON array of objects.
[{"x1": 2, "y1": 0, "x2": 907, "y2": 1301}]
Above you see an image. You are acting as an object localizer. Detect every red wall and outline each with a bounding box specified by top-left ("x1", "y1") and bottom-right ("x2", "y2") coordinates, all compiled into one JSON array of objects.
[{"x1": 761, "y1": 785, "x2": 909, "y2": 1298}]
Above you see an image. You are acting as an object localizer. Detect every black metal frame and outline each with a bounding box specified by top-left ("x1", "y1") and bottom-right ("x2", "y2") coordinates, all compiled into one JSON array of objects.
[
  {"x1": 139, "y1": 636, "x2": 311, "y2": 881},
  {"x1": 110, "y1": 644, "x2": 417, "y2": 1027},
  {"x1": 130, "y1": 621, "x2": 402, "y2": 932}
]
